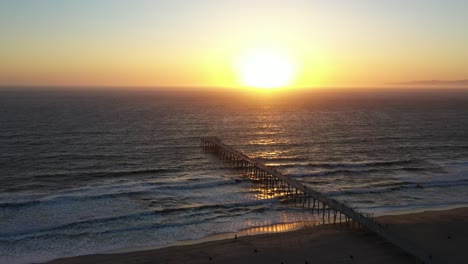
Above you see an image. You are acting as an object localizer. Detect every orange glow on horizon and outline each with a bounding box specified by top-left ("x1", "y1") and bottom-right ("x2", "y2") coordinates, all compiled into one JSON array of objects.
[{"x1": 1, "y1": 1, "x2": 466, "y2": 89}]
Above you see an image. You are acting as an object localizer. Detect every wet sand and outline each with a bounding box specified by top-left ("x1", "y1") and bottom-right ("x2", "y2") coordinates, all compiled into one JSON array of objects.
[{"x1": 48, "y1": 207, "x2": 468, "y2": 264}]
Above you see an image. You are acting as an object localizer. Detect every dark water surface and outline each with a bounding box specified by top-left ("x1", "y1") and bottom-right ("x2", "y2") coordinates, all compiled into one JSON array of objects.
[{"x1": 1, "y1": 88, "x2": 467, "y2": 263}]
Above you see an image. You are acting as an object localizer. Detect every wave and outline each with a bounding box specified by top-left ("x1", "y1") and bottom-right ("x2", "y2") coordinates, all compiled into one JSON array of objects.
[
  {"x1": 0, "y1": 199, "x2": 273, "y2": 239},
  {"x1": 327, "y1": 178, "x2": 468, "y2": 197},
  {"x1": 288, "y1": 166, "x2": 432, "y2": 178},
  {"x1": 354, "y1": 201, "x2": 468, "y2": 216},
  {"x1": 272, "y1": 159, "x2": 427, "y2": 169},
  {"x1": 256, "y1": 157, "x2": 308, "y2": 163},
  {"x1": 35, "y1": 146, "x2": 194, "y2": 160},
  {"x1": 423, "y1": 145, "x2": 468, "y2": 150},
  {"x1": 163, "y1": 178, "x2": 247, "y2": 190},
  {"x1": 0, "y1": 178, "x2": 247, "y2": 209},
  {"x1": 38, "y1": 153, "x2": 126, "y2": 160},
  {"x1": 30, "y1": 168, "x2": 174, "y2": 180}
]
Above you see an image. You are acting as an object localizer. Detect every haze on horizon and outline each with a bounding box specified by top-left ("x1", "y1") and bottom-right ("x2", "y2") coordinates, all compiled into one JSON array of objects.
[{"x1": 1, "y1": 0, "x2": 467, "y2": 89}]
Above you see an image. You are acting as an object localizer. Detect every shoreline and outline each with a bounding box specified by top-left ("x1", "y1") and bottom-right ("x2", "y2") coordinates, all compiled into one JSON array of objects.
[
  {"x1": 370, "y1": 203, "x2": 468, "y2": 217},
  {"x1": 106, "y1": 221, "x2": 317, "y2": 254},
  {"x1": 104, "y1": 203, "x2": 468, "y2": 254},
  {"x1": 48, "y1": 206, "x2": 468, "y2": 264},
  {"x1": 105, "y1": 203, "x2": 468, "y2": 255}
]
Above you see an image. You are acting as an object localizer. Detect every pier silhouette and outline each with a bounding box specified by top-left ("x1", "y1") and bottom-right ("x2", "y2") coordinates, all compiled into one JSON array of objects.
[{"x1": 201, "y1": 137, "x2": 432, "y2": 263}]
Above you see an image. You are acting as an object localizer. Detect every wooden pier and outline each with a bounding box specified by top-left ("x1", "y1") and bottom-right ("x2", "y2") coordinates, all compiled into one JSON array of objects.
[{"x1": 201, "y1": 137, "x2": 432, "y2": 264}]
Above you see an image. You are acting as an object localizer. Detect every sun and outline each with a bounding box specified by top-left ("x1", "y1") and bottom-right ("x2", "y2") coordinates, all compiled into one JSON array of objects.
[{"x1": 237, "y1": 48, "x2": 295, "y2": 89}]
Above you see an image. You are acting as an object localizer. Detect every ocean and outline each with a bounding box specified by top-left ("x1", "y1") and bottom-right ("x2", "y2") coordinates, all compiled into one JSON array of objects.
[{"x1": 1, "y1": 88, "x2": 467, "y2": 263}]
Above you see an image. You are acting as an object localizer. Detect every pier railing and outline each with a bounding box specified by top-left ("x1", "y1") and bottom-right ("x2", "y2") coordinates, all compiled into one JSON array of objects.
[{"x1": 201, "y1": 137, "x2": 432, "y2": 264}]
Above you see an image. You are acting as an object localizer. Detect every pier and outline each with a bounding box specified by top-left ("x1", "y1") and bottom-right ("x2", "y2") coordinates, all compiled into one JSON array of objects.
[{"x1": 201, "y1": 137, "x2": 432, "y2": 263}]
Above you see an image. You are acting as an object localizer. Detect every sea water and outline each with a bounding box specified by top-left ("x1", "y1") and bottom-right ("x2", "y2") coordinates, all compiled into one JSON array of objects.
[{"x1": 1, "y1": 88, "x2": 467, "y2": 263}]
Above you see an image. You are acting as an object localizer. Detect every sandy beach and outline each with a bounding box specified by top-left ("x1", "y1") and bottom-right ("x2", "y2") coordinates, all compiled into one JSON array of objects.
[{"x1": 47, "y1": 207, "x2": 468, "y2": 264}]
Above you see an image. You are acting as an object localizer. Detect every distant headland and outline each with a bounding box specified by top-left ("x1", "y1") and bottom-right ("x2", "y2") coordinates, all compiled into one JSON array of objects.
[{"x1": 390, "y1": 79, "x2": 468, "y2": 86}]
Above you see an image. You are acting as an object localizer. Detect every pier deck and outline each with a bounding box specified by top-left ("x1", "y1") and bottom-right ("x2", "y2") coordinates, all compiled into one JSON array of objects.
[{"x1": 201, "y1": 137, "x2": 431, "y2": 263}]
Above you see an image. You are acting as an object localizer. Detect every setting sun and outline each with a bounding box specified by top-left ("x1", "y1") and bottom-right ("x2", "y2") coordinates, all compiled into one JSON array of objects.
[{"x1": 237, "y1": 48, "x2": 296, "y2": 89}]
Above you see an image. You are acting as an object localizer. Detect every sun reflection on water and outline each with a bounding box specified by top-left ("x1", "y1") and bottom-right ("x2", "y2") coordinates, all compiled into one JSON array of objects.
[
  {"x1": 243, "y1": 222, "x2": 307, "y2": 234},
  {"x1": 248, "y1": 138, "x2": 291, "y2": 146}
]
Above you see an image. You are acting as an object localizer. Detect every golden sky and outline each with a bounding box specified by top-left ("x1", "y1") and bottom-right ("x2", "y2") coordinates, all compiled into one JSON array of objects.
[{"x1": 1, "y1": 1, "x2": 467, "y2": 89}]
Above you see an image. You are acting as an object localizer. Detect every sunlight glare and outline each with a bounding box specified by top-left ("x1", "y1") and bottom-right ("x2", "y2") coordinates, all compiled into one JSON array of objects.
[{"x1": 237, "y1": 48, "x2": 295, "y2": 89}]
